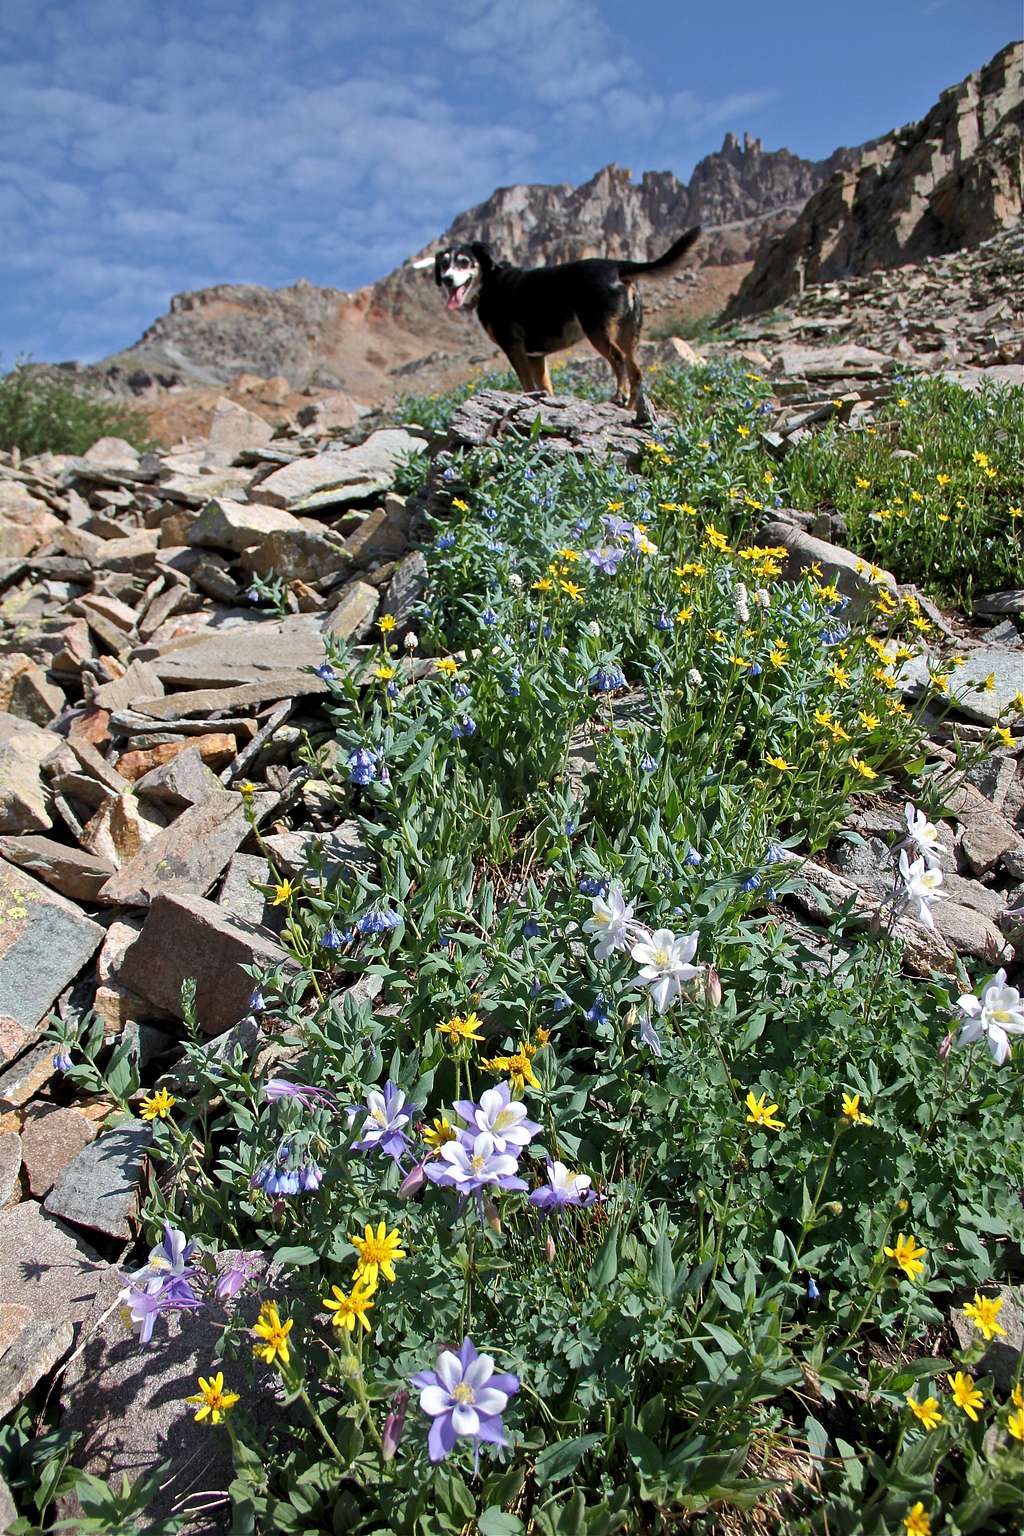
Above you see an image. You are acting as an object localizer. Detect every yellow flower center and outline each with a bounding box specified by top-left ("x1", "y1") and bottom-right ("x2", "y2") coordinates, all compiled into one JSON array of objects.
[
  {"x1": 470, "y1": 1155, "x2": 486, "y2": 1174},
  {"x1": 452, "y1": 1382, "x2": 475, "y2": 1405}
]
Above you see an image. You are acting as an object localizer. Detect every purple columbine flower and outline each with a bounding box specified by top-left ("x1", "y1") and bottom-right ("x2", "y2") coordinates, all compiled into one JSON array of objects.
[
  {"x1": 590, "y1": 664, "x2": 626, "y2": 693},
  {"x1": 411, "y1": 1337, "x2": 519, "y2": 1466},
  {"x1": 358, "y1": 907, "x2": 400, "y2": 935},
  {"x1": 52, "y1": 1047, "x2": 73, "y2": 1072},
  {"x1": 348, "y1": 746, "x2": 380, "y2": 786},
  {"x1": 264, "y1": 1077, "x2": 335, "y2": 1110},
  {"x1": 118, "y1": 1281, "x2": 201, "y2": 1345},
  {"x1": 214, "y1": 1250, "x2": 262, "y2": 1301},
  {"x1": 586, "y1": 543, "x2": 626, "y2": 575},
  {"x1": 132, "y1": 1222, "x2": 199, "y2": 1300},
  {"x1": 452, "y1": 1084, "x2": 540, "y2": 1156},
  {"x1": 529, "y1": 1160, "x2": 598, "y2": 1210},
  {"x1": 350, "y1": 1080, "x2": 419, "y2": 1163},
  {"x1": 424, "y1": 1131, "x2": 528, "y2": 1197},
  {"x1": 603, "y1": 514, "x2": 632, "y2": 538},
  {"x1": 382, "y1": 1389, "x2": 409, "y2": 1461},
  {"x1": 316, "y1": 661, "x2": 337, "y2": 682}
]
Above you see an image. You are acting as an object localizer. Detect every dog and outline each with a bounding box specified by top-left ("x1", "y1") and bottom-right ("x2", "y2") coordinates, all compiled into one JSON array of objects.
[{"x1": 433, "y1": 227, "x2": 700, "y2": 416}]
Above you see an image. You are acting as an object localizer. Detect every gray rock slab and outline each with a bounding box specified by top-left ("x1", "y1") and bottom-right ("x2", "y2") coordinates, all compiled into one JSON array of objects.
[
  {"x1": 21, "y1": 1104, "x2": 98, "y2": 1198},
  {"x1": 0, "y1": 859, "x2": 104, "y2": 1062},
  {"x1": 217, "y1": 851, "x2": 279, "y2": 929},
  {"x1": 0, "y1": 1201, "x2": 117, "y2": 1336},
  {"x1": 382, "y1": 549, "x2": 427, "y2": 628},
  {"x1": 58, "y1": 1252, "x2": 284, "y2": 1535},
  {"x1": 131, "y1": 677, "x2": 329, "y2": 721},
  {"x1": 119, "y1": 890, "x2": 300, "y2": 1033},
  {"x1": 759, "y1": 517, "x2": 897, "y2": 611},
  {"x1": 899, "y1": 645, "x2": 1023, "y2": 726},
  {"x1": 951, "y1": 1284, "x2": 1023, "y2": 1392},
  {"x1": 0, "y1": 1315, "x2": 74, "y2": 1419},
  {"x1": 133, "y1": 746, "x2": 226, "y2": 809},
  {"x1": 0, "y1": 712, "x2": 64, "y2": 834},
  {"x1": 261, "y1": 821, "x2": 375, "y2": 881},
  {"x1": 0, "y1": 1042, "x2": 59, "y2": 1108},
  {"x1": 44, "y1": 1119, "x2": 152, "y2": 1240},
  {"x1": 445, "y1": 389, "x2": 650, "y2": 463},
  {"x1": 0, "y1": 833, "x2": 115, "y2": 901},
  {"x1": 0, "y1": 1130, "x2": 21, "y2": 1204},
  {"x1": 185, "y1": 496, "x2": 302, "y2": 552},
  {"x1": 240, "y1": 525, "x2": 351, "y2": 584},
  {"x1": 97, "y1": 790, "x2": 271, "y2": 906},
  {"x1": 323, "y1": 578, "x2": 378, "y2": 641},
  {"x1": 92, "y1": 659, "x2": 165, "y2": 713},
  {"x1": 256, "y1": 428, "x2": 425, "y2": 509},
  {"x1": 144, "y1": 613, "x2": 329, "y2": 688}
]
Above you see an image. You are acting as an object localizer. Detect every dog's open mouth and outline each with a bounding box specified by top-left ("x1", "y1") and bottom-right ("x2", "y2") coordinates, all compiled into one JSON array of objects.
[{"x1": 445, "y1": 276, "x2": 473, "y2": 311}]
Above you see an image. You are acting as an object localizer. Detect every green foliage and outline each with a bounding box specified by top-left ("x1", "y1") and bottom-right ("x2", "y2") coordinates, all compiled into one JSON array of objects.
[
  {"x1": 33, "y1": 359, "x2": 1024, "y2": 1535},
  {"x1": 0, "y1": 360, "x2": 152, "y2": 458}
]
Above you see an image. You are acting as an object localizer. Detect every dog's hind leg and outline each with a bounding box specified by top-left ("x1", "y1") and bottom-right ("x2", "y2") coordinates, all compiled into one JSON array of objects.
[{"x1": 582, "y1": 324, "x2": 629, "y2": 407}]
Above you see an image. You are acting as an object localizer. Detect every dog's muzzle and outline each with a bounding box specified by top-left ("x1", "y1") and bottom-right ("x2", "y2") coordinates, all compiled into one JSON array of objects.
[{"x1": 444, "y1": 273, "x2": 473, "y2": 311}]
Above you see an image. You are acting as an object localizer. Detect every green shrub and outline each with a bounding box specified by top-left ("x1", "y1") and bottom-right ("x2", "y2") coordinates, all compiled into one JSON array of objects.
[{"x1": 0, "y1": 360, "x2": 152, "y2": 458}]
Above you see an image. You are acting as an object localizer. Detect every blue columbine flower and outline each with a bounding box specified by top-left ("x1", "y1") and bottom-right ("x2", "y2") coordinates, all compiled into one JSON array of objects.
[
  {"x1": 411, "y1": 1337, "x2": 520, "y2": 1468},
  {"x1": 586, "y1": 544, "x2": 626, "y2": 575},
  {"x1": 350, "y1": 1080, "x2": 419, "y2": 1162}
]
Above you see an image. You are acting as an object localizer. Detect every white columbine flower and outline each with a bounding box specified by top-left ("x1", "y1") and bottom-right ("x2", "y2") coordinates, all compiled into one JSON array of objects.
[
  {"x1": 630, "y1": 928, "x2": 702, "y2": 1013},
  {"x1": 897, "y1": 849, "x2": 943, "y2": 930},
  {"x1": 583, "y1": 885, "x2": 636, "y2": 961},
  {"x1": 902, "y1": 801, "x2": 942, "y2": 868},
  {"x1": 954, "y1": 969, "x2": 1024, "y2": 1066}
]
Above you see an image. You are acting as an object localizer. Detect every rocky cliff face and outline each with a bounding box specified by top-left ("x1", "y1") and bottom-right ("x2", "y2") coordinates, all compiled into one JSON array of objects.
[
  {"x1": 725, "y1": 41, "x2": 1023, "y2": 320},
  {"x1": 63, "y1": 134, "x2": 852, "y2": 407}
]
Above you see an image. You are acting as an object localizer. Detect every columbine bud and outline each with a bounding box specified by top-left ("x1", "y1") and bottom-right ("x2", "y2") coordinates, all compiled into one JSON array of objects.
[
  {"x1": 403, "y1": 630, "x2": 419, "y2": 651},
  {"x1": 938, "y1": 1030, "x2": 954, "y2": 1061},
  {"x1": 624, "y1": 1004, "x2": 638, "y2": 1032},
  {"x1": 398, "y1": 1161, "x2": 427, "y2": 1199},
  {"x1": 545, "y1": 1233, "x2": 557, "y2": 1263},
  {"x1": 824, "y1": 1201, "x2": 843, "y2": 1216},
  {"x1": 381, "y1": 1389, "x2": 409, "y2": 1461},
  {"x1": 704, "y1": 966, "x2": 723, "y2": 1008},
  {"x1": 484, "y1": 1198, "x2": 502, "y2": 1235}
]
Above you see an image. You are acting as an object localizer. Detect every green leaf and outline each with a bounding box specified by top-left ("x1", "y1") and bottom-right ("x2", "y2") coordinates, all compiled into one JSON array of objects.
[
  {"x1": 273, "y1": 1245, "x2": 320, "y2": 1267},
  {"x1": 477, "y1": 1510, "x2": 525, "y2": 1536},
  {"x1": 534, "y1": 1433, "x2": 603, "y2": 1485},
  {"x1": 587, "y1": 1230, "x2": 618, "y2": 1292}
]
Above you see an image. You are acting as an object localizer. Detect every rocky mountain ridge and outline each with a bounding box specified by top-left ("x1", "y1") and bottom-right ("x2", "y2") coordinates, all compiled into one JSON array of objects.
[{"x1": 726, "y1": 39, "x2": 1023, "y2": 319}]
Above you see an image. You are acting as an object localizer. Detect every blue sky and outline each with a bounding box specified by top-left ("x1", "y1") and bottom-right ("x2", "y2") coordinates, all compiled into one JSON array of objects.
[{"x1": 1, "y1": 0, "x2": 1018, "y2": 365}]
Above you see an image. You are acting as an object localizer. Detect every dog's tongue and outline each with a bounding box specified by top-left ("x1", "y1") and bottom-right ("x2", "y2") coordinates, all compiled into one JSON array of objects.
[{"x1": 446, "y1": 287, "x2": 465, "y2": 312}]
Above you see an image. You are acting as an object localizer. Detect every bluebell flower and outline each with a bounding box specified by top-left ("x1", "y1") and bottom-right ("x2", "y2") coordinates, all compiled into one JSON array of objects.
[
  {"x1": 523, "y1": 467, "x2": 535, "y2": 480},
  {"x1": 316, "y1": 661, "x2": 337, "y2": 682},
  {"x1": 564, "y1": 818, "x2": 577, "y2": 836},
  {"x1": 481, "y1": 607, "x2": 498, "y2": 626},
  {"x1": 543, "y1": 622, "x2": 552, "y2": 639},
  {"x1": 522, "y1": 919, "x2": 542, "y2": 938},
  {"x1": 654, "y1": 613, "x2": 672, "y2": 630},
  {"x1": 741, "y1": 874, "x2": 762, "y2": 893},
  {"x1": 530, "y1": 977, "x2": 542, "y2": 996},
  {"x1": 436, "y1": 531, "x2": 456, "y2": 550},
  {"x1": 442, "y1": 467, "x2": 458, "y2": 481},
  {"x1": 387, "y1": 681, "x2": 399, "y2": 698},
  {"x1": 529, "y1": 493, "x2": 541, "y2": 506},
  {"x1": 299, "y1": 1161, "x2": 323, "y2": 1192},
  {"x1": 348, "y1": 747, "x2": 380, "y2": 786},
  {"x1": 807, "y1": 1277, "x2": 820, "y2": 1301},
  {"x1": 640, "y1": 754, "x2": 657, "y2": 773},
  {"x1": 246, "y1": 586, "x2": 261, "y2": 604},
  {"x1": 358, "y1": 907, "x2": 400, "y2": 935},
  {"x1": 453, "y1": 682, "x2": 471, "y2": 700},
  {"x1": 248, "y1": 989, "x2": 265, "y2": 1013},
  {"x1": 502, "y1": 674, "x2": 521, "y2": 697},
  {"x1": 586, "y1": 994, "x2": 608, "y2": 1025},
  {"x1": 578, "y1": 876, "x2": 606, "y2": 897},
  {"x1": 765, "y1": 842, "x2": 785, "y2": 865},
  {"x1": 684, "y1": 846, "x2": 702, "y2": 866},
  {"x1": 767, "y1": 887, "x2": 778, "y2": 901},
  {"x1": 485, "y1": 542, "x2": 505, "y2": 556},
  {"x1": 52, "y1": 1047, "x2": 73, "y2": 1072},
  {"x1": 590, "y1": 664, "x2": 626, "y2": 693},
  {"x1": 552, "y1": 995, "x2": 571, "y2": 1013},
  {"x1": 750, "y1": 663, "x2": 762, "y2": 677},
  {"x1": 820, "y1": 626, "x2": 848, "y2": 647},
  {"x1": 483, "y1": 505, "x2": 497, "y2": 522}
]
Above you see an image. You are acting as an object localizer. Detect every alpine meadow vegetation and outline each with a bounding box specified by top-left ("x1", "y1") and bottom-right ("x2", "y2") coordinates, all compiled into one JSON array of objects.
[{"x1": 11, "y1": 359, "x2": 1023, "y2": 1536}]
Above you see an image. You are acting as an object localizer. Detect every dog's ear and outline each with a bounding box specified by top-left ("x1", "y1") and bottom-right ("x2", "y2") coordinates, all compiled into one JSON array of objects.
[
  {"x1": 433, "y1": 250, "x2": 449, "y2": 287},
  {"x1": 470, "y1": 242, "x2": 495, "y2": 273}
]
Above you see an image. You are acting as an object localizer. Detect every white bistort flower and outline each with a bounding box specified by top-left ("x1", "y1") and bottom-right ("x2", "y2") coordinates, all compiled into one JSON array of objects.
[
  {"x1": 583, "y1": 884, "x2": 636, "y2": 961},
  {"x1": 630, "y1": 928, "x2": 702, "y2": 1013},
  {"x1": 897, "y1": 849, "x2": 943, "y2": 930},
  {"x1": 902, "y1": 802, "x2": 942, "y2": 868},
  {"x1": 954, "y1": 969, "x2": 1024, "y2": 1066}
]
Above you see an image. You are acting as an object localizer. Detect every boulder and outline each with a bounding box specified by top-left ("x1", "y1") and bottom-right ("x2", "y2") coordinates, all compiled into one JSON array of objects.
[
  {"x1": 0, "y1": 861, "x2": 104, "y2": 1063},
  {"x1": 255, "y1": 428, "x2": 425, "y2": 510},
  {"x1": 44, "y1": 1119, "x2": 153, "y2": 1240},
  {"x1": 185, "y1": 496, "x2": 303, "y2": 553},
  {"x1": 758, "y1": 517, "x2": 898, "y2": 611}
]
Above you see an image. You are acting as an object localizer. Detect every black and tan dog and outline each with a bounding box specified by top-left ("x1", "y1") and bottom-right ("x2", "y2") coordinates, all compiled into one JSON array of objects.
[{"x1": 434, "y1": 227, "x2": 700, "y2": 416}]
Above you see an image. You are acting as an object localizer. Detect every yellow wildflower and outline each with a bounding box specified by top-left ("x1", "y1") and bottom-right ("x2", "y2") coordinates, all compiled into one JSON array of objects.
[
  {"x1": 906, "y1": 1392, "x2": 942, "y2": 1431},
  {"x1": 271, "y1": 879, "x2": 295, "y2": 906},
  {"x1": 323, "y1": 1276, "x2": 376, "y2": 1333},
  {"x1": 559, "y1": 580, "x2": 583, "y2": 601},
  {"x1": 851, "y1": 757, "x2": 878, "y2": 780},
  {"x1": 435, "y1": 657, "x2": 459, "y2": 676},
  {"x1": 962, "y1": 1292, "x2": 1007, "y2": 1343},
  {"x1": 704, "y1": 526, "x2": 729, "y2": 552},
  {"x1": 859, "y1": 711, "x2": 880, "y2": 729},
  {"x1": 252, "y1": 1301, "x2": 293, "y2": 1367},
  {"x1": 764, "y1": 753, "x2": 792, "y2": 772},
  {"x1": 884, "y1": 1233, "x2": 927, "y2": 1282},
  {"x1": 378, "y1": 614, "x2": 397, "y2": 634},
  {"x1": 185, "y1": 1371, "x2": 240, "y2": 1426},
  {"x1": 745, "y1": 1090, "x2": 785, "y2": 1131},
  {"x1": 423, "y1": 1116, "x2": 456, "y2": 1152},
  {"x1": 140, "y1": 1088, "x2": 175, "y2": 1122},
  {"x1": 904, "y1": 1502, "x2": 931, "y2": 1536},
  {"x1": 948, "y1": 1370, "x2": 984, "y2": 1422},
  {"x1": 841, "y1": 1091, "x2": 872, "y2": 1125},
  {"x1": 451, "y1": 497, "x2": 470, "y2": 512},
  {"x1": 349, "y1": 1220, "x2": 406, "y2": 1285},
  {"x1": 438, "y1": 1010, "x2": 485, "y2": 1044},
  {"x1": 482, "y1": 1048, "x2": 540, "y2": 1091}
]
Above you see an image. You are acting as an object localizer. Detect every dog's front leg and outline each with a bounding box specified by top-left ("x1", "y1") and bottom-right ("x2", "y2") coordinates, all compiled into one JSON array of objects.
[{"x1": 504, "y1": 344, "x2": 537, "y2": 394}]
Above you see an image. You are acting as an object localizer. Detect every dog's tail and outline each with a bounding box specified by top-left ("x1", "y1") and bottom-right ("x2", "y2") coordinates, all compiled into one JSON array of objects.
[{"x1": 616, "y1": 226, "x2": 701, "y2": 281}]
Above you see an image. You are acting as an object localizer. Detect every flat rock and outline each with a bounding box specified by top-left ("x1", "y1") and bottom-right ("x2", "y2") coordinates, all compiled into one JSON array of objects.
[
  {"x1": 217, "y1": 851, "x2": 279, "y2": 929},
  {"x1": 203, "y1": 396, "x2": 275, "y2": 464},
  {"x1": 133, "y1": 746, "x2": 226, "y2": 809},
  {"x1": 21, "y1": 1104, "x2": 98, "y2": 1198},
  {"x1": 256, "y1": 428, "x2": 424, "y2": 509},
  {"x1": 382, "y1": 549, "x2": 427, "y2": 629},
  {"x1": 0, "y1": 1314, "x2": 74, "y2": 1420},
  {"x1": 0, "y1": 1041, "x2": 61, "y2": 1109},
  {"x1": 0, "y1": 860, "x2": 104, "y2": 1063},
  {"x1": 98, "y1": 791, "x2": 269, "y2": 906},
  {"x1": 975, "y1": 590, "x2": 1024, "y2": 617},
  {"x1": 0, "y1": 1130, "x2": 21, "y2": 1203},
  {"x1": 130, "y1": 676, "x2": 328, "y2": 718},
  {"x1": 240, "y1": 525, "x2": 352, "y2": 584},
  {"x1": 119, "y1": 890, "x2": 301, "y2": 1032},
  {"x1": 83, "y1": 436, "x2": 141, "y2": 468},
  {"x1": 145, "y1": 613, "x2": 328, "y2": 688},
  {"x1": 324, "y1": 578, "x2": 379, "y2": 641},
  {"x1": 950, "y1": 1284, "x2": 1023, "y2": 1392},
  {"x1": 80, "y1": 792, "x2": 167, "y2": 869},
  {"x1": 759, "y1": 517, "x2": 897, "y2": 610},
  {"x1": 115, "y1": 732, "x2": 236, "y2": 781},
  {"x1": 261, "y1": 821, "x2": 375, "y2": 880},
  {"x1": 0, "y1": 834, "x2": 115, "y2": 900},
  {"x1": 0, "y1": 1201, "x2": 116, "y2": 1336},
  {"x1": 8, "y1": 663, "x2": 65, "y2": 726},
  {"x1": 44, "y1": 1119, "x2": 152, "y2": 1240},
  {"x1": 900, "y1": 645, "x2": 1023, "y2": 726},
  {"x1": 944, "y1": 780, "x2": 1023, "y2": 875},
  {"x1": 185, "y1": 496, "x2": 302, "y2": 552},
  {"x1": 0, "y1": 712, "x2": 63, "y2": 833},
  {"x1": 342, "y1": 497, "x2": 411, "y2": 566},
  {"x1": 91, "y1": 659, "x2": 165, "y2": 712},
  {"x1": 774, "y1": 342, "x2": 892, "y2": 377},
  {"x1": 446, "y1": 389, "x2": 650, "y2": 463}
]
